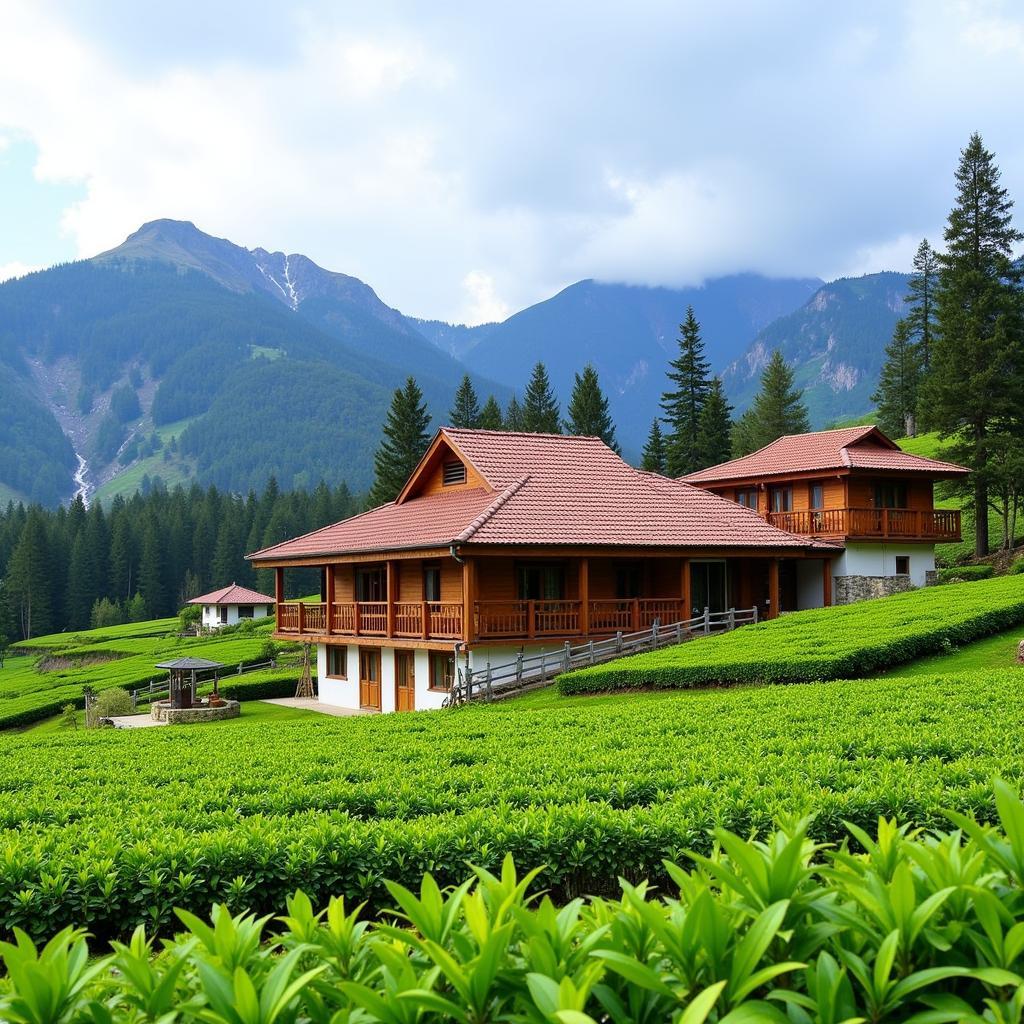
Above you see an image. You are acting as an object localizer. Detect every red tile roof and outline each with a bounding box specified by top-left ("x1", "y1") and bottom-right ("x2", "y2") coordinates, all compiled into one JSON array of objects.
[
  {"x1": 682, "y1": 425, "x2": 969, "y2": 484},
  {"x1": 189, "y1": 584, "x2": 276, "y2": 606},
  {"x1": 250, "y1": 429, "x2": 837, "y2": 562}
]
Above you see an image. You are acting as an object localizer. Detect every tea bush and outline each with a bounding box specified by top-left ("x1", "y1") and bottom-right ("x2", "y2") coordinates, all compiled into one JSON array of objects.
[
  {"x1": 937, "y1": 564, "x2": 995, "y2": 583},
  {"x1": 1, "y1": 665, "x2": 1023, "y2": 941},
  {"x1": 7, "y1": 783, "x2": 1024, "y2": 1023},
  {"x1": 558, "y1": 573, "x2": 1024, "y2": 694}
]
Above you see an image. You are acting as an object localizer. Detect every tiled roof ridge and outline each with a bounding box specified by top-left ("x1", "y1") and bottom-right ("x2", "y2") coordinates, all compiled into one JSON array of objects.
[
  {"x1": 456, "y1": 475, "x2": 531, "y2": 543},
  {"x1": 248, "y1": 500, "x2": 395, "y2": 559},
  {"x1": 189, "y1": 583, "x2": 276, "y2": 605},
  {"x1": 444, "y1": 427, "x2": 603, "y2": 442}
]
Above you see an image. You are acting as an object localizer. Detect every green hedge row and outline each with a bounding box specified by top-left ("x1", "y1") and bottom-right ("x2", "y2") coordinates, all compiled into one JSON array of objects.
[
  {"x1": 1, "y1": 664, "x2": 1023, "y2": 941},
  {"x1": 558, "y1": 574, "x2": 1024, "y2": 694},
  {"x1": 7, "y1": 783, "x2": 1024, "y2": 1023},
  {"x1": 937, "y1": 563, "x2": 995, "y2": 583},
  {"x1": 218, "y1": 668, "x2": 302, "y2": 701}
]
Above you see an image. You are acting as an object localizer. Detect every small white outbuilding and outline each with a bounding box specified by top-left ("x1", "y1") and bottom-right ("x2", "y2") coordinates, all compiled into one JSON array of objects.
[{"x1": 189, "y1": 583, "x2": 276, "y2": 631}]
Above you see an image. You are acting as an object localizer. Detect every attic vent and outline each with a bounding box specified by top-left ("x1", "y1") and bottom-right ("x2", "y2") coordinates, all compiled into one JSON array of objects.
[{"x1": 443, "y1": 460, "x2": 467, "y2": 486}]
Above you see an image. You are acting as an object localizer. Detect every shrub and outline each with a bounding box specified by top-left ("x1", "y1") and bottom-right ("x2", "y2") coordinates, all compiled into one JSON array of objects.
[
  {"x1": 218, "y1": 668, "x2": 299, "y2": 701},
  {"x1": 90, "y1": 597, "x2": 125, "y2": 630},
  {"x1": 7, "y1": 783, "x2": 1024, "y2": 1022},
  {"x1": 60, "y1": 704, "x2": 79, "y2": 730},
  {"x1": 91, "y1": 688, "x2": 132, "y2": 722},
  {"x1": 1009, "y1": 557, "x2": 1024, "y2": 575},
  {"x1": 937, "y1": 563, "x2": 994, "y2": 584},
  {"x1": 558, "y1": 573, "x2": 1024, "y2": 694},
  {"x1": 178, "y1": 603, "x2": 202, "y2": 633}
]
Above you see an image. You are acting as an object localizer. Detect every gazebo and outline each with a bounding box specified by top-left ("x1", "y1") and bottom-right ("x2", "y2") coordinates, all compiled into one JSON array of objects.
[{"x1": 156, "y1": 657, "x2": 225, "y2": 709}]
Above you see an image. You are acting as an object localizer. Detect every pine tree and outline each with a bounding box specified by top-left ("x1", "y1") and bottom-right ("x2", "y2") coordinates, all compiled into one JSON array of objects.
[
  {"x1": 4, "y1": 510, "x2": 52, "y2": 639},
  {"x1": 732, "y1": 350, "x2": 810, "y2": 456},
  {"x1": 369, "y1": 377, "x2": 432, "y2": 505},
  {"x1": 925, "y1": 132, "x2": 1024, "y2": 556},
  {"x1": 640, "y1": 419, "x2": 667, "y2": 474},
  {"x1": 905, "y1": 238, "x2": 940, "y2": 373},
  {"x1": 521, "y1": 362, "x2": 561, "y2": 433},
  {"x1": 565, "y1": 364, "x2": 619, "y2": 451},
  {"x1": 871, "y1": 319, "x2": 924, "y2": 438},
  {"x1": 696, "y1": 377, "x2": 733, "y2": 469},
  {"x1": 479, "y1": 395, "x2": 504, "y2": 430},
  {"x1": 138, "y1": 521, "x2": 166, "y2": 618},
  {"x1": 448, "y1": 374, "x2": 481, "y2": 428},
  {"x1": 65, "y1": 533, "x2": 93, "y2": 630},
  {"x1": 660, "y1": 306, "x2": 712, "y2": 476},
  {"x1": 503, "y1": 394, "x2": 525, "y2": 431}
]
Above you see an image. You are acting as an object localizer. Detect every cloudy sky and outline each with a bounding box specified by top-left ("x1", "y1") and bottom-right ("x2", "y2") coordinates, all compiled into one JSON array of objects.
[{"x1": 1, "y1": 1, "x2": 1023, "y2": 323}]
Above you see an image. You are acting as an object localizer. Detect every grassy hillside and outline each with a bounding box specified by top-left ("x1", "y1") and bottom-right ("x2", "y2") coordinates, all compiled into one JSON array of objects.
[{"x1": 1, "y1": 615, "x2": 300, "y2": 729}]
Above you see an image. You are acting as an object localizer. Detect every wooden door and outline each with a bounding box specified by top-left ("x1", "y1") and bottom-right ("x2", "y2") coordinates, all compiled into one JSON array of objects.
[
  {"x1": 358, "y1": 648, "x2": 381, "y2": 709},
  {"x1": 394, "y1": 650, "x2": 415, "y2": 712}
]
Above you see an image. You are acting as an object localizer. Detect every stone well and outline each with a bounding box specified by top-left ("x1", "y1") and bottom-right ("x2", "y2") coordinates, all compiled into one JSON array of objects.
[{"x1": 151, "y1": 699, "x2": 240, "y2": 724}]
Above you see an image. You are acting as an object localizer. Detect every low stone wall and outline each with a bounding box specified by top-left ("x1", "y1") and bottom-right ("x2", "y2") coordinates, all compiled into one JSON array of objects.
[
  {"x1": 833, "y1": 574, "x2": 915, "y2": 605},
  {"x1": 151, "y1": 700, "x2": 240, "y2": 724}
]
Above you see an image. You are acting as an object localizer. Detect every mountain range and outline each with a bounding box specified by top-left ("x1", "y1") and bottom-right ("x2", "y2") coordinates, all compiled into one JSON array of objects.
[{"x1": 0, "y1": 219, "x2": 907, "y2": 506}]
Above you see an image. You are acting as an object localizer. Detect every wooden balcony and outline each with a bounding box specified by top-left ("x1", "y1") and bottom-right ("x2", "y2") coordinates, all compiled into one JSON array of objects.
[
  {"x1": 276, "y1": 597, "x2": 690, "y2": 642},
  {"x1": 277, "y1": 601, "x2": 465, "y2": 640},
  {"x1": 767, "y1": 507, "x2": 960, "y2": 541}
]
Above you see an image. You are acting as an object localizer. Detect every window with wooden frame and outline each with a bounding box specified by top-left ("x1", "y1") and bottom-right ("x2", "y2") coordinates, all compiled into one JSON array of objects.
[
  {"x1": 327, "y1": 646, "x2": 347, "y2": 678},
  {"x1": 736, "y1": 488, "x2": 759, "y2": 510},
  {"x1": 614, "y1": 561, "x2": 644, "y2": 599},
  {"x1": 809, "y1": 482, "x2": 824, "y2": 510},
  {"x1": 423, "y1": 565, "x2": 442, "y2": 602},
  {"x1": 428, "y1": 651, "x2": 455, "y2": 691},
  {"x1": 356, "y1": 566, "x2": 386, "y2": 601},
  {"x1": 442, "y1": 460, "x2": 467, "y2": 486},
  {"x1": 874, "y1": 481, "x2": 908, "y2": 509},
  {"x1": 769, "y1": 486, "x2": 793, "y2": 513},
  {"x1": 219, "y1": 606, "x2": 228, "y2": 624},
  {"x1": 895, "y1": 555, "x2": 910, "y2": 576},
  {"x1": 517, "y1": 563, "x2": 566, "y2": 601}
]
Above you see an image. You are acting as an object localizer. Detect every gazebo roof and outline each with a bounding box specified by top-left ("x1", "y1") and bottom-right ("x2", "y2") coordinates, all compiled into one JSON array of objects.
[{"x1": 156, "y1": 657, "x2": 225, "y2": 671}]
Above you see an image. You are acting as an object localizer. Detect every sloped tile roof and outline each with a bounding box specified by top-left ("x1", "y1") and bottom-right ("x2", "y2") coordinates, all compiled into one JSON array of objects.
[
  {"x1": 250, "y1": 429, "x2": 836, "y2": 562},
  {"x1": 188, "y1": 584, "x2": 277, "y2": 606},
  {"x1": 682, "y1": 425, "x2": 969, "y2": 483}
]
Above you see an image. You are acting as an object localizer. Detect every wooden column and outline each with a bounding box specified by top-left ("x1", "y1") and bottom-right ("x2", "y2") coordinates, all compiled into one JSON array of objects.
[
  {"x1": 274, "y1": 566, "x2": 284, "y2": 606},
  {"x1": 681, "y1": 558, "x2": 692, "y2": 619},
  {"x1": 822, "y1": 558, "x2": 832, "y2": 608},
  {"x1": 768, "y1": 558, "x2": 781, "y2": 619},
  {"x1": 579, "y1": 558, "x2": 590, "y2": 635},
  {"x1": 386, "y1": 561, "x2": 397, "y2": 638},
  {"x1": 462, "y1": 557, "x2": 475, "y2": 643},
  {"x1": 325, "y1": 565, "x2": 335, "y2": 634}
]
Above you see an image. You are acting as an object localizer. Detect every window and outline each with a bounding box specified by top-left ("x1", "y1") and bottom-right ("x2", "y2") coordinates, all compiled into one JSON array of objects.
[
  {"x1": 895, "y1": 556, "x2": 910, "y2": 576},
  {"x1": 423, "y1": 565, "x2": 441, "y2": 602},
  {"x1": 874, "y1": 482, "x2": 907, "y2": 509},
  {"x1": 327, "y1": 646, "x2": 347, "y2": 678},
  {"x1": 769, "y1": 486, "x2": 793, "y2": 513},
  {"x1": 429, "y1": 651, "x2": 455, "y2": 691},
  {"x1": 219, "y1": 606, "x2": 228, "y2": 624},
  {"x1": 690, "y1": 561, "x2": 728, "y2": 615},
  {"x1": 517, "y1": 563, "x2": 565, "y2": 600},
  {"x1": 443, "y1": 460, "x2": 467, "y2": 486},
  {"x1": 356, "y1": 567, "x2": 386, "y2": 601},
  {"x1": 809, "y1": 482, "x2": 824, "y2": 510},
  {"x1": 614, "y1": 562, "x2": 644, "y2": 599},
  {"x1": 737, "y1": 488, "x2": 759, "y2": 510},
  {"x1": 238, "y1": 605, "x2": 255, "y2": 619}
]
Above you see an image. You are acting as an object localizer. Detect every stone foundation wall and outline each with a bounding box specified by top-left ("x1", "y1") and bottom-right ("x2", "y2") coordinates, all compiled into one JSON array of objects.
[
  {"x1": 151, "y1": 700, "x2": 240, "y2": 724},
  {"x1": 833, "y1": 575, "x2": 915, "y2": 605}
]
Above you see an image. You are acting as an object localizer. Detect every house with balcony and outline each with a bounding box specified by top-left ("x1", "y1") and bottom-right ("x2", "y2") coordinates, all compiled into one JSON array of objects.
[
  {"x1": 683, "y1": 425, "x2": 968, "y2": 603},
  {"x1": 248, "y1": 428, "x2": 840, "y2": 713}
]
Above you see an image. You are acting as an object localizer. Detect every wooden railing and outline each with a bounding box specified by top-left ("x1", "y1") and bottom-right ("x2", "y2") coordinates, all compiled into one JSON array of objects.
[
  {"x1": 277, "y1": 600, "x2": 464, "y2": 640},
  {"x1": 474, "y1": 598, "x2": 687, "y2": 640},
  {"x1": 768, "y1": 507, "x2": 960, "y2": 540}
]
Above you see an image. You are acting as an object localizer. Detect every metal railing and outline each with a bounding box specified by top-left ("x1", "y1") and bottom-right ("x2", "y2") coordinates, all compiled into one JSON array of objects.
[{"x1": 445, "y1": 606, "x2": 758, "y2": 706}]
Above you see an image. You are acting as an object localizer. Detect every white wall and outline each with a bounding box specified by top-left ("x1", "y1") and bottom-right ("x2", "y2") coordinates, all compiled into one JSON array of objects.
[
  {"x1": 201, "y1": 603, "x2": 273, "y2": 630},
  {"x1": 833, "y1": 543, "x2": 935, "y2": 587}
]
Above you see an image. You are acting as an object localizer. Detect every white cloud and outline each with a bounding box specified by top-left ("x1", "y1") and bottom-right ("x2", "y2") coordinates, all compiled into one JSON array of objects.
[
  {"x1": 0, "y1": 261, "x2": 40, "y2": 282},
  {"x1": 0, "y1": 0, "x2": 1022, "y2": 320},
  {"x1": 459, "y1": 270, "x2": 510, "y2": 325}
]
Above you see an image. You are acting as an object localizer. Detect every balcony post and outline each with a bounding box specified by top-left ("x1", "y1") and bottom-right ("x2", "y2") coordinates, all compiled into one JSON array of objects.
[
  {"x1": 353, "y1": 602, "x2": 361, "y2": 636},
  {"x1": 882, "y1": 508, "x2": 889, "y2": 538},
  {"x1": 822, "y1": 557, "x2": 832, "y2": 607},
  {"x1": 462, "y1": 557, "x2": 475, "y2": 643},
  {"x1": 274, "y1": 566, "x2": 284, "y2": 606},
  {"x1": 768, "y1": 558, "x2": 781, "y2": 619},
  {"x1": 681, "y1": 558, "x2": 691, "y2": 618},
  {"x1": 325, "y1": 565, "x2": 335, "y2": 635},
  {"x1": 527, "y1": 600, "x2": 536, "y2": 639},
  {"x1": 386, "y1": 561, "x2": 397, "y2": 638},
  {"x1": 297, "y1": 600, "x2": 305, "y2": 634},
  {"x1": 421, "y1": 600, "x2": 429, "y2": 640},
  {"x1": 631, "y1": 598, "x2": 640, "y2": 632},
  {"x1": 579, "y1": 558, "x2": 590, "y2": 635}
]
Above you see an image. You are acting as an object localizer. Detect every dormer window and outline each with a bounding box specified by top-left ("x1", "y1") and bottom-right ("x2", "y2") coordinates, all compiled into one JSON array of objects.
[{"x1": 443, "y1": 460, "x2": 467, "y2": 486}]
